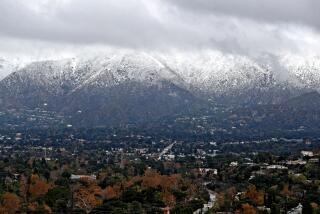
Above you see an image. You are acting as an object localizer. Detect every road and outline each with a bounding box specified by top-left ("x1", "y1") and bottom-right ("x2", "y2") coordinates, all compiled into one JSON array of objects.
[{"x1": 158, "y1": 142, "x2": 175, "y2": 160}]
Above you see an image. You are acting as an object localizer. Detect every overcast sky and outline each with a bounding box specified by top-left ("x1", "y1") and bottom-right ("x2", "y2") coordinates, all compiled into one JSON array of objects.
[{"x1": 1, "y1": 0, "x2": 320, "y2": 60}]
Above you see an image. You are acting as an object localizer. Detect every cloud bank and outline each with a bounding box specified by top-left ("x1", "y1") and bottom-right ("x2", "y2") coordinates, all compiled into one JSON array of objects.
[{"x1": 0, "y1": 0, "x2": 320, "y2": 59}]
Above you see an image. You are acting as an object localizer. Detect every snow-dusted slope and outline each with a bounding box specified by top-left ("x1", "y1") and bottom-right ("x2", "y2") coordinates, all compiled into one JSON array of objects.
[
  {"x1": 0, "y1": 57, "x2": 24, "y2": 80},
  {"x1": 2, "y1": 51, "x2": 320, "y2": 96},
  {"x1": 159, "y1": 52, "x2": 320, "y2": 94},
  {"x1": 159, "y1": 52, "x2": 274, "y2": 94},
  {"x1": 0, "y1": 52, "x2": 201, "y2": 125},
  {"x1": 1, "y1": 50, "x2": 320, "y2": 125},
  {"x1": 281, "y1": 54, "x2": 320, "y2": 89},
  {"x1": 2, "y1": 52, "x2": 189, "y2": 96},
  {"x1": 68, "y1": 52, "x2": 187, "y2": 93}
]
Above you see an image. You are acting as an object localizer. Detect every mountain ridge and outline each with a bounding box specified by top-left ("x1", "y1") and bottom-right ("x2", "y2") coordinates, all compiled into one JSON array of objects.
[{"x1": 1, "y1": 51, "x2": 320, "y2": 126}]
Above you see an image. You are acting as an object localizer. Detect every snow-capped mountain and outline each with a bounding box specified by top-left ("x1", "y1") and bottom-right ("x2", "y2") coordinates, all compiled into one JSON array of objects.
[
  {"x1": 1, "y1": 50, "x2": 320, "y2": 126},
  {"x1": 0, "y1": 57, "x2": 24, "y2": 80},
  {"x1": 1, "y1": 52, "x2": 187, "y2": 95}
]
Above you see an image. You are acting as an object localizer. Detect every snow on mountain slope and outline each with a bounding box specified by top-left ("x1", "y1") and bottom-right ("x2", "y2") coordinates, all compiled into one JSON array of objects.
[
  {"x1": 2, "y1": 52, "x2": 189, "y2": 96},
  {"x1": 158, "y1": 51, "x2": 320, "y2": 94},
  {"x1": 69, "y1": 52, "x2": 187, "y2": 94},
  {"x1": 281, "y1": 54, "x2": 320, "y2": 89},
  {"x1": 2, "y1": 50, "x2": 320, "y2": 99},
  {"x1": 0, "y1": 57, "x2": 25, "y2": 80},
  {"x1": 2, "y1": 50, "x2": 320, "y2": 126},
  {"x1": 158, "y1": 52, "x2": 273, "y2": 93}
]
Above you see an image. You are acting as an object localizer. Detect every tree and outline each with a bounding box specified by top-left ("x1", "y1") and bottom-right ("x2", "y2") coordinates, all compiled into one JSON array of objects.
[
  {"x1": 242, "y1": 203, "x2": 256, "y2": 214},
  {"x1": 29, "y1": 174, "x2": 51, "y2": 199},
  {"x1": 27, "y1": 202, "x2": 52, "y2": 213},
  {"x1": 245, "y1": 185, "x2": 264, "y2": 205},
  {"x1": 19, "y1": 175, "x2": 28, "y2": 203},
  {"x1": 226, "y1": 187, "x2": 236, "y2": 199},
  {"x1": 73, "y1": 182, "x2": 102, "y2": 213},
  {"x1": 187, "y1": 183, "x2": 198, "y2": 199},
  {"x1": 0, "y1": 192, "x2": 21, "y2": 214},
  {"x1": 127, "y1": 201, "x2": 144, "y2": 214},
  {"x1": 161, "y1": 191, "x2": 176, "y2": 208},
  {"x1": 104, "y1": 186, "x2": 117, "y2": 200},
  {"x1": 216, "y1": 192, "x2": 225, "y2": 210},
  {"x1": 280, "y1": 184, "x2": 292, "y2": 197},
  {"x1": 311, "y1": 203, "x2": 320, "y2": 214},
  {"x1": 142, "y1": 169, "x2": 162, "y2": 188},
  {"x1": 161, "y1": 174, "x2": 180, "y2": 190},
  {"x1": 44, "y1": 186, "x2": 70, "y2": 212}
]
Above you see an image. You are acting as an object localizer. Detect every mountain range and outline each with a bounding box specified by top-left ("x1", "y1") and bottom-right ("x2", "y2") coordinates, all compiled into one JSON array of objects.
[{"x1": 0, "y1": 51, "x2": 320, "y2": 129}]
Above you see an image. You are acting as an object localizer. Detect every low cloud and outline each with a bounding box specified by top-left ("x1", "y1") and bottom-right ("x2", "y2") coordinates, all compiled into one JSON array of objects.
[
  {"x1": 0, "y1": 0, "x2": 319, "y2": 58},
  {"x1": 166, "y1": 0, "x2": 320, "y2": 30}
]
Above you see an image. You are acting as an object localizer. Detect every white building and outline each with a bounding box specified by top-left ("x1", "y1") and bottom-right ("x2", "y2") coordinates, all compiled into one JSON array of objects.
[
  {"x1": 70, "y1": 174, "x2": 97, "y2": 180},
  {"x1": 287, "y1": 203, "x2": 302, "y2": 214},
  {"x1": 301, "y1": 151, "x2": 314, "y2": 157}
]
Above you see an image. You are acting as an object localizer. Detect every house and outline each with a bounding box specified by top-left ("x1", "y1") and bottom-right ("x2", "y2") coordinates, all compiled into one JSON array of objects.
[
  {"x1": 257, "y1": 206, "x2": 271, "y2": 213},
  {"x1": 229, "y1": 161, "x2": 238, "y2": 167},
  {"x1": 308, "y1": 158, "x2": 319, "y2": 163},
  {"x1": 301, "y1": 151, "x2": 314, "y2": 157},
  {"x1": 251, "y1": 170, "x2": 267, "y2": 176},
  {"x1": 286, "y1": 159, "x2": 307, "y2": 165},
  {"x1": 287, "y1": 203, "x2": 302, "y2": 214},
  {"x1": 266, "y1": 165, "x2": 288, "y2": 170},
  {"x1": 163, "y1": 154, "x2": 175, "y2": 161},
  {"x1": 70, "y1": 174, "x2": 97, "y2": 181},
  {"x1": 198, "y1": 168, "x2": 218, "y2": 175}
]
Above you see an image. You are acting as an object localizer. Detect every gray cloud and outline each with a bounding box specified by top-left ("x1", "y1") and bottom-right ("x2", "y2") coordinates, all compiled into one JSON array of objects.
[
  {"x1": 0, "y1": 0, "x2": 319, "y2": 57},
  {"x1": 0, "y1": 0, "x2": 168, "y2": 47},
  {"x1": 166, "y1": 0, "x2": 320, "y2": 30}
]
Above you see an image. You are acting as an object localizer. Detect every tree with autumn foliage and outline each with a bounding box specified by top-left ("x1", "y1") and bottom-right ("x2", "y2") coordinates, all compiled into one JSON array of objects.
[
  {"x1": 0, "y1": 192, "x2": 21, "y2": 214},
  {"x1": 28, "y1": 202, "x2": 52, "y2": 213},
  {"x1": 214, "y1": 187, "x2": 237, "y2": 212},
  {"x1": 141, "y1": 169, "x2": 180, "y2": 191},
  {"x1": 242, "y1": 203, "x2": 256, "y2": 214},
  {"x1": 245, "y1": 185, "x2": 264, "y2": 206},
  {"x1": 29, "y1": 174, "x2": 51, "y2": 200},
  {"x1": 161, "y1": 174, "x2": 180, "y2": 191},
  {"x1": 141, "y1": 169, "x2": 162, "y2": 188},
  {"x1": 280, "y1": 184, "x2": 292, "y2": 198},
  {"x1": 161, "y1": 190, "x2": 176, "y2": 208},
  {"x1": 103, "y1": 186, "x2": 117, "y2": 200},
  {"x1": 73, "y1": 180, "x2": 103, "y2": 213}
]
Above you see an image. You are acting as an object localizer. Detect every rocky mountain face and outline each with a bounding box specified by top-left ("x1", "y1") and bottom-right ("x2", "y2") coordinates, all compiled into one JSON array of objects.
[{"x1": 0, "y1": 51, "x2": 320, "y2": 127}]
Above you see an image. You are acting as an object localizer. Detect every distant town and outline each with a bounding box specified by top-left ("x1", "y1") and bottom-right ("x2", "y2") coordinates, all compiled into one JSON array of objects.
[{"x1": 0, "y1": 128, "x2": 319, "y2": 213}]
